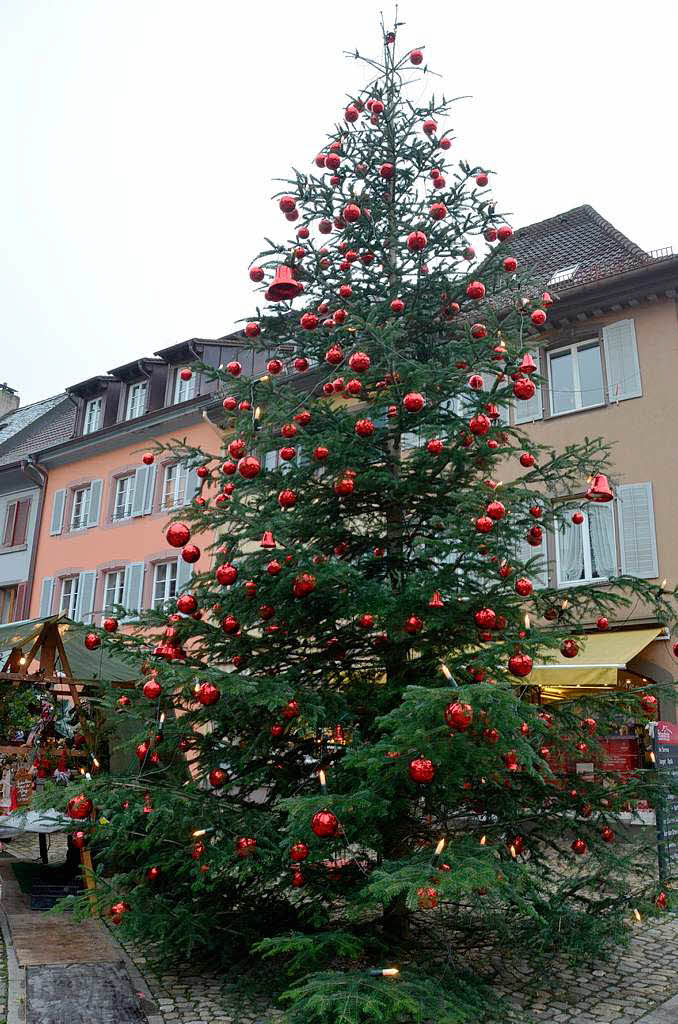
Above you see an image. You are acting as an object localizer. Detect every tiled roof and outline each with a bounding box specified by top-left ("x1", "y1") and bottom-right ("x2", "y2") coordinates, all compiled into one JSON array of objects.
[
  {"x1": 0, "y1": 395, "x2": 76, "y2": 467},
  {"x1": 509, "y1": 205, "x2": 663, "y2": 291}
]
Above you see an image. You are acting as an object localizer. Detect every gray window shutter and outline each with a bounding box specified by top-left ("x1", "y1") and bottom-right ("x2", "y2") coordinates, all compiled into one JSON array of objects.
[
  {"x1": 49, "y1": 489, "x2": 66, "y2": 535},
  {"x1": 603, "y1": 319, "x2": 642, "y2": 401},
  {"x1": 518, "y1": 533, "x2": 549, "y2": 588},
  {"x1": 122, "y1": 562, "x2": 145, "y2": 616},
  {"x1": 618, "y1": 483, "x2": 658, "y2": 579},
  {"x1": 184, "y1": 466, "x2": 199, "y2": 506},
  {"x1": 39, "y1": 577, "x2": 55, "y2": 617},
  {"x1": 87, "y1": 480, "x2": 103, "y2": 527},
  {"x1": 176, "y1": 555, "x2": 193, "y2": 592},
  {"x1": 514, "y1": 351, "x2": 543, "y2": 423},
  {"x1": 143, "y1": 464, "x2": 157, "y2": 514},
  {"x1": 131, "y1": 467, "x2": 148, "y2": 517},
  {"x1": 75, "y1": 571, "x2": 97, "y2": 623}
]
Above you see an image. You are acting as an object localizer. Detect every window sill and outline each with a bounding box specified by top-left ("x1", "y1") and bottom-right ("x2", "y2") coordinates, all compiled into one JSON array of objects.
[
  {"x1": 556, "y1": 577, "x2": 612, "y2": 589},
  {"x1": 0, "y1": 544, "x2": 28, "y2": 554},
  {"x1": 547, "y1": 401, "x2": 606, "y2": 420}
]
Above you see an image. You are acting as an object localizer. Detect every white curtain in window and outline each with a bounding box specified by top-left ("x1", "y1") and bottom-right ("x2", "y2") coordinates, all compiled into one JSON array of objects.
[
  {"x1": 558, "y1": 519, "x2": 584, "y2": 582},
  {"x1": 588, "y1": 505, "x2": 616, "y2": 578}
]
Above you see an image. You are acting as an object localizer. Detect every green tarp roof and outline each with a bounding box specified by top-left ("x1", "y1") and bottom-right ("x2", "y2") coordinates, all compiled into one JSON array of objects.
[{"x1": 0, "y1": 615, "x2": 136, "y2": 682}]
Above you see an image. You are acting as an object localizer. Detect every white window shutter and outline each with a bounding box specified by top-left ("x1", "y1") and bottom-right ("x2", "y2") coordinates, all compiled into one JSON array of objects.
[
  {"x1": 87, "y1": 480, "x2": 103, "y2": 527},
  {"x1": 122, "y1": 562, "x2": 145, "y2": 617},
  {"x1": 49, "y1": 489, "x2": 66, "y2": 535},
  {"x1": 264, "y1": 450, "x2": 278, "y2": 471},
  {"x1": 184, "y1": 466, "x2": 199, "y2": 506},
  {"x1": 39, "y1": 577, "x2": 54, "y2": 617},
  {"x1": 618, "y1": 483, "x2": 658, "y2": 578},
  {"x1": 131, "y1": 467, "x2": 148, "y2": 517},
  {"x1": 75, "y1": 571, "x2": 97, "y2": 623},
  {"x1": 176, "y1": 556, "x2": 193, "y2": 592},
  {"x1": 143, "y1": 464, "x2": 157, "y2": 514},
  {"x1": 514, "y1": 352, "x2": 543, "y2": 424},
  {"x1": 518, "y1": 533, "x2": 549, "y2": 588},
  {"x1": 603, "y1": 319, "x2": 642, "y2": 401}
]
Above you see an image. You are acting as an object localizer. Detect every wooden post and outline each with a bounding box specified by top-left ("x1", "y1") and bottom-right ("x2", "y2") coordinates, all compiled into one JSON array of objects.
[{"x1": 80, "y1": 848, "x2": 98, "y2": 916}]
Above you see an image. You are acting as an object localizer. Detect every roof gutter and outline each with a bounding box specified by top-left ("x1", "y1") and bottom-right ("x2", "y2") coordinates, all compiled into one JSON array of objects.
[{"x1": 20, "y1": 455, "x2": 47, "y2": 619}]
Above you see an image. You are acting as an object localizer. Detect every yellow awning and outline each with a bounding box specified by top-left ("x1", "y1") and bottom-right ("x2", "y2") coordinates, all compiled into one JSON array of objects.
[{"x1": 530, "y1": 627, "x2": 663, "y2": 693}]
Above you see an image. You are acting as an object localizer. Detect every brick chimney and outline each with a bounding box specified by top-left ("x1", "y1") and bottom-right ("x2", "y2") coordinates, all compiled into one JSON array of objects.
[{"x1": 0, "y1": 384, "x2": 19, "y2": 418}]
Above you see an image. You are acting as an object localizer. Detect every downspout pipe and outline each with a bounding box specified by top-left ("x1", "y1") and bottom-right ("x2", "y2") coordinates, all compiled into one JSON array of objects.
[{"x1": 21, "y1": 455, "x2": 48, "y2": 620}]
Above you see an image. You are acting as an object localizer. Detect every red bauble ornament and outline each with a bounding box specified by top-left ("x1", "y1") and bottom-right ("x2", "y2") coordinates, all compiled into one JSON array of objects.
[
  {"x1": 404, "y1": 615, "x2": 423, "y2": 635},
  {"x1": 468, "y1": 374, "x2": 484, "y2": 391},
  {"x1": 222, "y1": 397, "x2": 237, "y2": 412},
  {"x1": 270, "y1": 723, "x2": 284, "y2": 738},
  {"x1": 338, "y1": 284, "x2": 353, "y2": 299},
  {"x1": 344, "y1": 104, "x2": 359, "y2": 123},
  {"x1": 311, "y1": 810, "x2": 339, "y2": 838},
  {"x1": 417, "y1": 887, "x2": 438, "y2": 910},
  {"x1": 430, "y1": 202, "x2": 447, "y2": 220},
  {"x1": 266, "y1": 559, "x2": 282, "y2": 575},
  {"x1": 519, "y1": 452, "x2": 535, "y2": 468},
  {"x1": 572, "y1": 511, "x2": 584, "y2": 525},
  {"x1": 483, "y1": 727, "x2": 500, "y2": 744},
  {"x1": 508, "y1": 653, "x2": 533, "y2": 678},
  {"x1": 407, "y1": 230, "x2": 428, "y2": 252},
  {"x1": 474, "y1": 607, "x2": 496, "y2": 629},
  {"x1": 84, "y1": 633, "x2": 100, "y2": 651},
  {"x1": 427, "y1": 439, "x2": 444, "y2": 455},
  {"x1": 348, "y1": 351, "x2": 371, "y2": 373},
  {"x1": 656, "y1": 891, "x2": 668, "y2": 910},
  {"x1": 236, "y1": 837, "x2": 257, "y2": 858},
  {"x1": 146, "y1": 866, "x2": 161, "y2": 882},
  {"x1": 466, "y1": 281, "x2": 485, "y2": 300},
  {"x1": 596, "y1": 616, "x2": 609, "y2": 631},
  {"x1": 513, "y1": 377, "x2": 537, "y2": 401},
  {"x1": 71, "y1": 830, "x2": 87, "y2": 849},
  {"x1": 408, "y1": 757, "x2": 435, "y2": 783},
  {"x1": 117, "y1": 695, "x2": 131, "y2": 708},
  {"x1": 313, "y1": 446, "x2": 329, "y2": 461},
  {"x1": 334, "y1": 476, "x2": 355, "y2": 496},
  {"x1": 560, "y1": 638, "x2": 579, "y2": 659},
  {"x1": 67, "y1": 794, "x2": 93, "y2": 820},
  {"x1": 221, "y1": 614, "x2": 239, "y2": 634},
  {"x1": 167, "y1": 522, "x2": 190, "y2": 548},
  {"x1": 379, "y1": 162, "x2": 394, "y2": 178},
  {"x1": 142, "y1": 452, "x2": 155, "y2": 465},
  {"x1": 325, "y1": 345, "x2": 344, "y2": 366},
  {"x1": 238, "y1": 456, "x2": 261, "y2": 479},
  {"x1": 640, "y1": 693, "x2": 657, "y2": 715},
  {"x1": 209, "y1": 768, "x2": 227, "y2": 788},
  {"x1": 227, "y1": 361, "x2": 242, "y2": 377},
  {"x1": 571, "y1": 838, "x2": 588, "y2": 855},
  {"x1": 343, "y1": 203, "x2": 361, "y2": 223},
  {"x1": 102, "y1": 617, "x2": 118, "y2": 633},
  {"x1": 600, "y1": 826, "x2": 615, "y2": 843},
  {"x1": 444, "y1": 702, "x2": 473, "y2": 732},
  {"x1": 181, "y1": 544, "x2": 200, "y2": 563},
  {"x1": 142, "y1": 679, "x2": 162, "y2": 700},
  {"x1": 497, "y1": 225, "x2": 513, "y2": 241},
  {"x1": 410, "y1": 49, "x2": 424, "y2": 64},
  {"x1": 300, "y1": 312, "x2": 319, "y2": 330},
  {"x1": 294, "y1": 356, "x2": 310, "y2": 372},
  {"x1": 355, "y1": 418, "x2": 375, "y2": 438},
  {"x1": 502, "y1": 256, "x2": 517, "y2": 273},
  {"x1": 293, "y1": 572, "x2": 316, "y2": 598},
  {"x1": 244, "y1": 322, "x2": 260, "y2": 339},
  {"x1": 358, "y1": 613, "x2": 374, "y2": 629},
  {"x1": 290, "y1": 842, "x2": 309, "y2": 862},
  {"x1": 526, "y1": 525, "x2": 543, "y2": 546},
  {"x1": 278, "y1": 489, "x2": 298, "y2": 509},
  {"x1": 249, "y1": 266, "x2": 264, "y2": 282},
  {"x1": 515, "y1": 577, "x2": 533, "y2": 597},
  {"x1": 531, "y1": 309, "x2": 547, "y2": 326},
  {"x1": 403, "y1": 392, "x2": 425, "y2": 412},
  {"x1": 486, "y1": 500, "x2": 506, "y2": 520},
  {"x1": 475, "y1": 516, "x2": 493, "y2": 534},
  {"x1": 422, "y1": 118, "x2": 437, "y2": 136},
  {"x1": 196, "y1": 682, "x2": 220, "y2": 706},
  {"x1": 469, "y1": 414, "x2": 491, "y2": 436},
  {"x1": 216, "y1": 563, "x2": 238, "y2": 585}
]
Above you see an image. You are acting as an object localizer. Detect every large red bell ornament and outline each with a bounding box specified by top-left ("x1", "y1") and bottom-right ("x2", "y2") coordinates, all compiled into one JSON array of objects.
[
  {"x1": 586, "y1": 474, "x2": 614, "y2": 503},
  {"x1": 260, "y1": 531, "x2": 276, "y2": 549},
  {"x1": 264, "y1": 265, "x2": 304, "y2": 302},
  {"x1": 519, "y1": 352, "x2": 537, "y2": 375}
]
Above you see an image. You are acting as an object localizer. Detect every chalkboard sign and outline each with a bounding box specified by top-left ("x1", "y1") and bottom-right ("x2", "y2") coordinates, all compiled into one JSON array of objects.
[{"x1": 653, "y1": 721, "x2": 678, "y2": 880}]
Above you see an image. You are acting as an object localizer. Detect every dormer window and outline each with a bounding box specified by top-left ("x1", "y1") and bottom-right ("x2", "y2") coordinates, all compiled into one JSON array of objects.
[
  {"x1": 83, "y1": 397, "x2": 102, "y2": 434},
  {"x1": 173, "y1": 368, "x2": 197, "y2": 404},
  {"x1": 547, "y1": 263, "x2": 580, "y2": 286},
  {"x1": 126, "y1": 381, "x2": 148, "y2": 420}
]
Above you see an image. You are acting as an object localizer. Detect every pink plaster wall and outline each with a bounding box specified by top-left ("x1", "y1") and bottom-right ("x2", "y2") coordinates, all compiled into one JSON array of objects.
[{"x1": 30, "y1": 421, "x2": 220, "y2": 618}]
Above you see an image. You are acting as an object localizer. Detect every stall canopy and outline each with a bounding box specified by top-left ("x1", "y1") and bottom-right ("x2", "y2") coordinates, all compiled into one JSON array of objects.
[
  {"x1": 0, "y1": 615, "x2": 136, "y2": 683},
  {"x1": 530, "y1": 627, "x2": 663, "y2": 697}
]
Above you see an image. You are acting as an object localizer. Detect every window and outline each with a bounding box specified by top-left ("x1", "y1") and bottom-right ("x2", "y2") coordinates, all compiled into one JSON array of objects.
[
  {"x1": 126, "y1": 381, "x2": 148, "y2": 420},
  {"x1": 173, "y1": 369, "x2": 196, "y2": 404},
  {"x1": 0, "y1": 587, "x2": 17, "y2": 624},
  {"x1": 60, "y1": 576, "x2": 80, "y2": 619},
  {"x1": 555, "y1": 505, "x2": 616, "y2": 586},
  {"x1": 2, "y1": 500, "x2": 30, "y2": 547},
  {"x1": 113, "y1": 475, "x2": 135, "y2": 520},
  {"x1": 104, "y1": 570, "x2": 125, "y2": 611},
  {"x1": 153, "y1": 561, "x2": 178, "y2": 608},
  {"x1": 162, "y1": 463, "x2": 188, "y2": 508},
  {"x1": 70, "y1": 487, "x2": 91, "y2": 530},
  {"x1": 548, "y1": 340, "x2": 605, "y2": 416},
  {"x1": 547, "y1": 264, "x2": 580, "y2": 286},
  {"x1": 83, "y1": 398, "x2": 102, "y2": 434}
]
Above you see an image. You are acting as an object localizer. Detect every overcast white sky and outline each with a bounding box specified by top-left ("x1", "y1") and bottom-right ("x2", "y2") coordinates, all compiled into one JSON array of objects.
[{"x1": 2, "y1": 1, "x2": 677, "y2": 406}]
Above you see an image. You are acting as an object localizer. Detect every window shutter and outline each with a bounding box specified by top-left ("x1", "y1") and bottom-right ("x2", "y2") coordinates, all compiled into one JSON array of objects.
[
  {"x1": 75, "y1": 571, "x2": 97, "y2": 623},
  {"x1": 2, "y1": 502, "x2": 17, "y2": 547},
  {"x1": 39, "y1": 577, "x2": 55, "y2": 617},
  {"x1": 14, "y1": 582, "x2": 27, "y2": 622},
  {"x1": 618, "y1": 483, "x2": 658, "y2": 579},
  {"x1": 603, "y1": 319, "x2": 642, "y2": 401},
  {"x1": 184, "y1": 466, "x2": 199, "y2": 506},
  {"x1": 49, "y1": 489, "x2": 66, "y2": 535},
  {"x1": 143, "y1": 464, "x2": 157, "y2": 514},
  {"x1": 122, "y1": 562, "x2": 145, "y2": 617},
  {"x1": 87, "y1": 480, "x2": 103, "y2": 527},
  {"x1": 264, "y1": 450, "x2": 278, "y2": 471},
  {"x1": 131, "y1": 467, "x2": 148, "y2": 517},
  {"x1": 518, "y1": 533, "x2": 549, "y2": 588},
  {"x1": 514, "y1": 351, "x2": 543, "y2": 423},
  {"x1": 13, "y1": 500, "x2": 30, "y2": 545},
  {"x1": 176, "y1": 555, "x2": 193, "y2": 592}
]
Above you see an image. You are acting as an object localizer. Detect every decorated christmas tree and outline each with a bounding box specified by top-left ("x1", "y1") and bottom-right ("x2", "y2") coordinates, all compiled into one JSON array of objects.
[{"x1": 54, "y1": 19, "x2": 676, "y2": 1024}]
